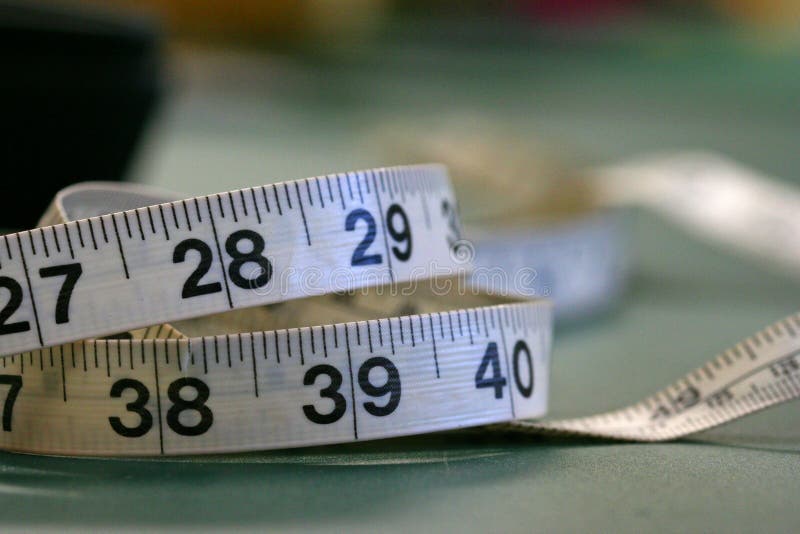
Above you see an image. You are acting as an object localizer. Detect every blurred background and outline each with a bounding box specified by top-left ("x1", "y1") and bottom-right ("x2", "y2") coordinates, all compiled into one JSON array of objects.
[{"x1": 4, "y1": 0, "x2": 800, "y2": 227}]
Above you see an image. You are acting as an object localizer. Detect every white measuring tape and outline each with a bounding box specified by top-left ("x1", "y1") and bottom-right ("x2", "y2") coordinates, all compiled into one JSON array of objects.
[
  {"x1": 470, "y1": 214, "x2": 626, "y2": 320},
  {"x1": 0, "y1": 164, "x2": 796, "y2": 455},
  {"x1": 7, "y1": 165, "x2": 461, "y2": 355}
]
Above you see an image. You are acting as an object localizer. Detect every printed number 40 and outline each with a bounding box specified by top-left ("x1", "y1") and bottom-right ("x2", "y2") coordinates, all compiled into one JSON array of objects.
[{"x1": 475, "y1": 341, "x2": 534, "y2": 399}]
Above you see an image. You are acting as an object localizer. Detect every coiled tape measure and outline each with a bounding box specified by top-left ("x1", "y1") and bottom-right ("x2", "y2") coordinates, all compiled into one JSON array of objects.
[{"x1": 0, "y1": 163, "x2": 796, "y2": 456}]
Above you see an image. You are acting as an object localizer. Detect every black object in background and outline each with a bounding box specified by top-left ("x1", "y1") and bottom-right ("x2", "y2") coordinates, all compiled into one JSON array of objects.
[{"x1": 1, "y1": 1, "x2": 162, "y2": 229}]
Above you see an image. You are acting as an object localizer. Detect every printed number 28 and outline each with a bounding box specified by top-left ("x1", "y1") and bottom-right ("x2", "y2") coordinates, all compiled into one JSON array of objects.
[{"x1": 172, "y1": 230, "x2": 273, "y2": 298}]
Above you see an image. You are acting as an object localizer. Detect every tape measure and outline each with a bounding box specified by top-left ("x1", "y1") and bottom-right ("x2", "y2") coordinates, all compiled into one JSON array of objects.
[
  {"x1": 6, "y1": 165, "x2": 461, "y2": 355},
  {"x1": 469, "y1": 214, "x2": 627, "y2": 320},
  {"x1": 0, "y1": 164, "x2": 796, "y2": 456}
]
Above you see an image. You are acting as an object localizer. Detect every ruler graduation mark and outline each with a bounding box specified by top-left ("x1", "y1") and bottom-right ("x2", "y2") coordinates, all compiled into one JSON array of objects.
[{"x1": 295, "y1": 181, "x2": 311, "y2": 246}]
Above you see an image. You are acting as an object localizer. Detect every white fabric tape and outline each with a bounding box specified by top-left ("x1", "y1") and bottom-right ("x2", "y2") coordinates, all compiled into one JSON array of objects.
[{"x1": 0, "y1": 162, "x2": 796, "y2": 456}]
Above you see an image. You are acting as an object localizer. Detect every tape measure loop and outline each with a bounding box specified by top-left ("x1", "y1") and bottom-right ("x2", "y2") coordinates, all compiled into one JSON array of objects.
[{"x1": 0, "y1": 163, "x2": 796, "y2": 455}]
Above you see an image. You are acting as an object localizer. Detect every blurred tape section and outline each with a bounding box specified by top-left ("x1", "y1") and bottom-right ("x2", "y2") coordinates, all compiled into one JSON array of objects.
[
  {"x1": 369, "y1": 117, "x2": 627, "y2": 321},
  {"x1": 594, "y1": 151, "x2": 800, "y2": 278},
  {"x1": 372, "y1": 118, "x2": 800, "y2": 318}
]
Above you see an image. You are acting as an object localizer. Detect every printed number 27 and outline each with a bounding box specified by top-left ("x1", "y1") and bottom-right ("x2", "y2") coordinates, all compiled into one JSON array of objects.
[
  {"x1": 0, "y1": 263, "x2": 82, "y2": 336},
  {"x1": 39, "y1": 263, "x2": 83, "y2": 324}
]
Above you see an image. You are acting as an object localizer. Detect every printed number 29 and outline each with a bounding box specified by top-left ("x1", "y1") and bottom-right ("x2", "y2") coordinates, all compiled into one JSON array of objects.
[{"x1": 346, "y1": 204, "x2": 412, "y2": 266}]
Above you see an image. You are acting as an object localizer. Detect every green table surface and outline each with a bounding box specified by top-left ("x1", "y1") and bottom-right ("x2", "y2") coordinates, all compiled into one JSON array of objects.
[{"x1": 5, "y1": 17, "x2": 800, "y2": 532}]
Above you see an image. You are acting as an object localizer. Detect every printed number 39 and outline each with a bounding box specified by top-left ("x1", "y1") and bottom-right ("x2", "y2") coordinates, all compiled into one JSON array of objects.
[{"x1": 303, "y1": 356, "x2": 401, "y2": 424}]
